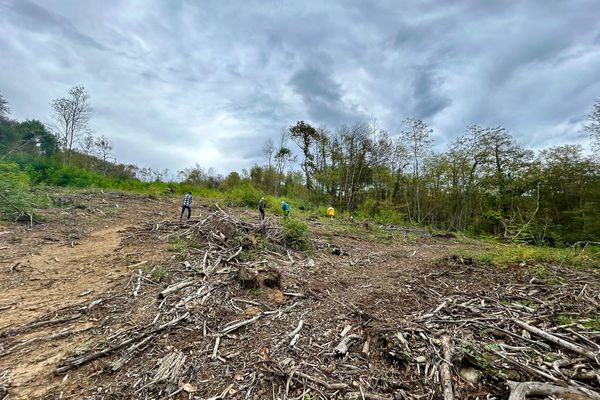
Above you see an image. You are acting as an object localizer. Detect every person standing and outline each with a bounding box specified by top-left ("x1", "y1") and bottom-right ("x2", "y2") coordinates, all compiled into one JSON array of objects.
[
  {"x1": 281, "y1": 200, "x2": 290, "y2": 218},
  {"x1": 258, "y1": 197, "x2": 266, "y2": 221},
  {"x1": 327, "y1": 206, "x2": 335, "y2": 222},
  {"x1": 180, "y1": 191, "x2": 192, "y2": 221}
]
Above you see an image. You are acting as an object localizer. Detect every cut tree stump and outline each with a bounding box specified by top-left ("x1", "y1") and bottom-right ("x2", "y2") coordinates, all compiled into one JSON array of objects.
[{"x1": 238, "y1": 264, "x2": 281, "y2": 289}]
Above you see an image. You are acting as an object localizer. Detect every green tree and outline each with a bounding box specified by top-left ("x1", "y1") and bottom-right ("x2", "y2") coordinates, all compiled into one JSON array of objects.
[
  {"x1": 17, "y1": 120, "x2": 58, "y2": 157},
  {"x1": 584, "y1": 99, "x2": 600, "y2": 158},
  {"x1": 289, "y1": 120, "x2": 318, "y2": 190},
  {"x1": 0, "y1": 91, "x2": 10, "y2": 120}
]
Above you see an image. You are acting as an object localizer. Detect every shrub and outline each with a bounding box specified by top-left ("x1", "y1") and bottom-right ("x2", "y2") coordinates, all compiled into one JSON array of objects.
[
  {"x1": 228, "y1": 185, "x2": 264, "y2": 208},
  {"x1": 0, "y1": 161, "x2": 44, "y2": 221},
  {"x1": 282, "y1": 218, "x2": 310, "y2": 250}
]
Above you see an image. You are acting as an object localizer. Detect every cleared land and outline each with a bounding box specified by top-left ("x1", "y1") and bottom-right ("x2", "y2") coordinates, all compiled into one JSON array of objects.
[{"x1": 0, "y1": 191, "x2": 599, "y2": 399}]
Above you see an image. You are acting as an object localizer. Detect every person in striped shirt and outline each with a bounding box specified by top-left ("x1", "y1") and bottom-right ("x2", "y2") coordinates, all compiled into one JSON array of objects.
[{"x1": 180, "y1": 192, "x2": 192, "y2": 221}]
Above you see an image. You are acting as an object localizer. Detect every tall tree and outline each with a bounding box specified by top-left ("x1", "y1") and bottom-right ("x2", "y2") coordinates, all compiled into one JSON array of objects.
[
  {"x1": 0, "y1": 91, "x2": 10, "y2": 120},
  {"x1": 584, "y1": 99, "x2": 600, "y2": 158},
  {"x1": 51, "y1": 85, "x2": 91, "y2": 166},
  {"x1": 400, "y1": 118, "x2": 433, "y2": 222},
  {"x1": 262, "y1": 138, "x2": 275, "y2": 169},
  {"x1": 289, "y1": 120, "x2": 318, "y2": 190}
]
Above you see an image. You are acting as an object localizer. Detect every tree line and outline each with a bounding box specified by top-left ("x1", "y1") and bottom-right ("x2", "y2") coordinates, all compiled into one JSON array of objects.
[
  {"x1": 247, "y1": 109, "x2": 599, "y2": 244},
  {"x1": 2, "y1": 87, "x2": 599, "y2": 244}
]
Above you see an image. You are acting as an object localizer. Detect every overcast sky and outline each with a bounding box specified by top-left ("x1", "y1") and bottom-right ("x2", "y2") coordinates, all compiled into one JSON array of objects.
[{"x1": 1, "y1": 0, "x2": 599, "y2": 175}]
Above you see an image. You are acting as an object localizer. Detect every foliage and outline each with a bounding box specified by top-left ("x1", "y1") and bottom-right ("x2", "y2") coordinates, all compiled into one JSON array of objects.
[
  {"x1": 282, "y1": 218, "x2": 310, "y2": 250},
  {"x1": 227, "y1": 185, "x2": 264, "y2": 208},
  {"x1": 462, "y1": 242, "x2": 600, "y2": 270},
  {"x1": 0, "y1": 161, "x2": 48, "y2": 221}
]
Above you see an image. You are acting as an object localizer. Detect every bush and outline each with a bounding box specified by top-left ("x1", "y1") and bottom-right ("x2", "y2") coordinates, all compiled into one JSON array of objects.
[
  {"x1": 282, "y1": 218, "x2": 310, "y2": 250},
  {"x1": 228, "y1": 185, "x2": 264, "y2": 208},
  {"x1": 0, "y1": 161, "x2": 45, "y2": 221}
]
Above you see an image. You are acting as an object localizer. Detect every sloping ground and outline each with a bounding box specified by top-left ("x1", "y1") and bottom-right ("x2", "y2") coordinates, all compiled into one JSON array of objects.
[{"x1": 0, "y1": 191, "x2": 599, "y2": 399}]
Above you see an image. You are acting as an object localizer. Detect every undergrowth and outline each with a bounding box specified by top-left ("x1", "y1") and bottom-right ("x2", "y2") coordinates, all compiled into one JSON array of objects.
[{"x1": 461, "y1": 242, "x2": 600, "y2": 269}]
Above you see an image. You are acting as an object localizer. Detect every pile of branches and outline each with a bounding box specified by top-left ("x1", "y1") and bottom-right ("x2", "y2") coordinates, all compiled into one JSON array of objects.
[{"x1": 367, "y1": 256, "x2": 600, "y2": 400}]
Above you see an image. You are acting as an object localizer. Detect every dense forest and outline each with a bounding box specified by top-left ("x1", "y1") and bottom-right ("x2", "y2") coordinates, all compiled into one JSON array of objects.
[{"x1": 1, "y1": 87, "x2": 599, "y2": 244}]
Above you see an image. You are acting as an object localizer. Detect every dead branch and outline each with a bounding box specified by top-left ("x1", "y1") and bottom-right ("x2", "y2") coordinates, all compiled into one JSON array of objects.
[
  {"x1": 515, "y1": 320, "x2": 600, "y2": 362},
  {"x1": 158, "y1": 279, "x2": 196, "y2": 299},
  {"x1": 55, "y1": 312, "x2": 189, "y2": 373},
  {"x1": 440, "y1": 336, "x2": 455, "y2": 400},
  {"x1": 507, "y1": 380, "x2": 600, "y2": 400},
  {"x1": 335, "y1": 334, "x2": 361, "y2": 357}
]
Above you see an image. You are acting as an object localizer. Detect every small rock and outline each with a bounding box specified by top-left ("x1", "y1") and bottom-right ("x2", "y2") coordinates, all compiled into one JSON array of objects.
[{"x1": 415, "y1": 356, "x2": 427, "y2": 363}]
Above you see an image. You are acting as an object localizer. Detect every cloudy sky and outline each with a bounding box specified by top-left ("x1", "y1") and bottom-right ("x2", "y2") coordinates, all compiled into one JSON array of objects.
[{"x1": 1, "y1": 0, "x2": 599, "y2": 175}]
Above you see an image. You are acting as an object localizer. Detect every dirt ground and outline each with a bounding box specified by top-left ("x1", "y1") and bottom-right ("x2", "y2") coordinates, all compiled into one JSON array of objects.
[{"x1": 0, "y1": 191, "x2": 598, "y2": 399}]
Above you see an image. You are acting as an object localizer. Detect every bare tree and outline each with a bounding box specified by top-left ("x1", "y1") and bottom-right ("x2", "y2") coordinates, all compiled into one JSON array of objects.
[
  {"x1": 95, "y1": 135, "x2": 112, "y2": 175},
  {"x1": 51, "y1": 85, "x2": 91, "y2": 165},
  {"x1": 401, "y1": 118, "x2": 434, "y2": 223},
  {"x1": 262, "y1": 138, "x2": 275, "y2": 169},
  {"x1": 0, "y1": 91, "x2": 10, "y2": 120}
]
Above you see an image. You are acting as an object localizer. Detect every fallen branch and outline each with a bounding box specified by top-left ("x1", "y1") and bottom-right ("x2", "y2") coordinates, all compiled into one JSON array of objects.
[
  {"x1": 55, "y1": 312, "x2": 189, "y2": 373},
  {"x1": 221, "y1": 314, "x2": 262, "y2": 335},
  {"x1": 288, "y1": 320, "x2": 304, "y2": 338},
  {"x1": 335, "y1": 334, "x2": 361, "y2": 357},
  {"x1": 132, "y1": 269, "x2": 143, "y2": 297},
  {"x1": 158, "y1": 279, "x2": 196, "y2": 299},
  {"x1": 440, "y1": 336, "x2": 455, "y2": 400},
  {"x1": 515, "y1": 320, "x2": 600, "y2": 362},
  {"x1": 507, "y1": 380, "x2": 600, "y2": 400}
]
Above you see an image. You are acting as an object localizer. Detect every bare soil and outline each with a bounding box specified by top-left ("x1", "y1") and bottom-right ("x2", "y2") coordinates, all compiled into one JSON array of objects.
[{"x1": 0, "y1": 191, "x2": 598, "y2": 400}]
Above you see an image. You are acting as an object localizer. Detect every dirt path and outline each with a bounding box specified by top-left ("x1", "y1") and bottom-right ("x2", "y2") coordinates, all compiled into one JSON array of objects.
[
  {"x1": 1, "y1": 225, "x2": 126, "y2": 331},
  {"x1": 0, "y1": 192, "x2": 176, "y2": 398}
]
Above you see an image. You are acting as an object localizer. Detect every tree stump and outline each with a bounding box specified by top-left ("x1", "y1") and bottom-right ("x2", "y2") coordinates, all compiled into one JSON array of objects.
[{"x1": 238, "y1": 265, "x2": 281, "y2": 289}]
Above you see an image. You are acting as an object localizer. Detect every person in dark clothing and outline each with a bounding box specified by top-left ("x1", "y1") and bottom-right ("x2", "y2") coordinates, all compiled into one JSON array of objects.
[
  {"x1": 180, "y1": 192, "x2": 192, "y2": 221},
  {"x1": 258, "y1": 197, "x2": 266, "y2": 221}
]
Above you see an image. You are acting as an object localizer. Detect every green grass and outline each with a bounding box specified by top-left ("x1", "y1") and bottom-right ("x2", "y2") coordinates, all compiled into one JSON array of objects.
[
  {"x1": 461, "y1": 242, "x2": 600, "y2": 270},
  {"x1": 144, "y1": 264, "x2": 169, "y2": 282},
  {"x1": 557, "y1": 315, "x2": 600, "y2": 330}
]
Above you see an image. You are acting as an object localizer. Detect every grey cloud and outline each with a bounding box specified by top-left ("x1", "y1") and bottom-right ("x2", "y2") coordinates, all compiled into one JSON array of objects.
[
  {"x1": 1, "y1": 0, "x2": 600, "y2": 174},
  {"x1": 288, "y1": 66, "x2": 365, "y2": 126},
  {"x1": 1, "y1": 0, "x2": 106, "y2": 51},
  {"x1": 410, "y1": 67, "x2": 451, "y2": 119}
]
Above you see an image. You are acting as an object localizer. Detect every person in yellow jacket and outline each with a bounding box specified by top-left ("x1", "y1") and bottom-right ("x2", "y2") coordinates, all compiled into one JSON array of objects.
[{"x1": 326, "y1": 206, "x2": 335, "y2": 222}]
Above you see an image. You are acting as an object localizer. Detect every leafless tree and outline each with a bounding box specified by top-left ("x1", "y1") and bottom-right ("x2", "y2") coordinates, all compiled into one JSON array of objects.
[
  {"x1": 262, "y1": 138, "x2": 275, "y2": 169},
  {"x1": 95, "y1": 135, "x2": 112, "y2": 175},
  {"x1": 401, "y1": 118, "x2": 433, "y2": 222},
  {"x1": 51, "y1": 85, "x2": 91, "y2": 165}
]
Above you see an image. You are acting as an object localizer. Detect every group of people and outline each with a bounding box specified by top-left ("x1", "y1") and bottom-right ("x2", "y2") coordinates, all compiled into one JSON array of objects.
[
  {"x1": 259, "y1": 197, "x2": 290, "y2": 221},
  {"x1": 179, "y1": 192, "x2": 335, "y2": 222}
]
